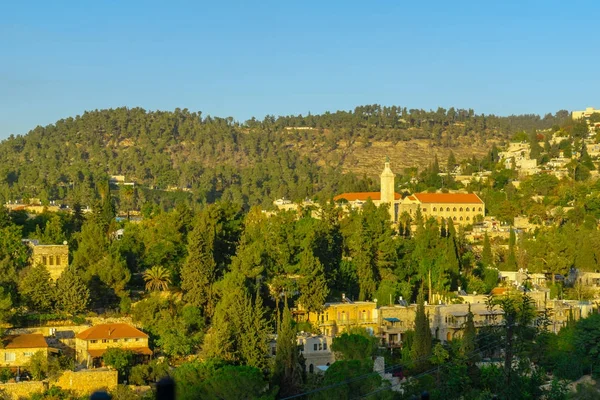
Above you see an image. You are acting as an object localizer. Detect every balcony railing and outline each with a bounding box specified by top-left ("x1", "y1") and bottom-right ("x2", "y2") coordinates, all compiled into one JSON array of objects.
[{"x1": 318, "y1": 319, "x2": 377, "y2": 326}]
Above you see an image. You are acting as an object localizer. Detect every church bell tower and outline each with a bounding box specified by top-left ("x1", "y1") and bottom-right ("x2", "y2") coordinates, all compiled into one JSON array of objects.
[{"x1": 380, "y1": 157, "x2": 396, "y2": 222}]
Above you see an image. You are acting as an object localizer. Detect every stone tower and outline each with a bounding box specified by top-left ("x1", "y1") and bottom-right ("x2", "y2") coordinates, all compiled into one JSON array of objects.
[{"x1": 380, "y1": 157, "x2": 396, "y2": 222}]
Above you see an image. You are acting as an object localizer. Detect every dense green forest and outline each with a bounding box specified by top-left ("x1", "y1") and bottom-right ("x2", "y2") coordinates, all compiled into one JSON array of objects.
[{"x1": 0, "y1": 106, "x2": 570, "y2": 209}]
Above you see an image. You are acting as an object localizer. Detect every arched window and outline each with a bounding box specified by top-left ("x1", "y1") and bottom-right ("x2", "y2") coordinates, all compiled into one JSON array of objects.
[
  {"x1": 466, "y1": 207, "x2": 470, "y2": 212},
  {"x1": 460, "y1": 217, "x2": 463, "y2": 221},
  {"x1": 309, "y1": 364, "x2": 314, "y2": 373},
  {"x1": 478, "y1": 207, "x2": 482, "y2": 212},
  {"x1": 466, "y1": 216, "x2": 470, "y2": 221},
  {"x1": 459, "y1": 207, "x2": 463, "y2": 212},
  {"x1": 453, "y1": 207, "x2": 457, "y2": 211},
  {"x1": 453, "y1": 216, "x2": 457, "y2": 221},
  {"x1": 433, "y1": 207, "x2": 437, "y2": 211},
  {"x1": 446, "y1": 207, "x2": 450, "y2": 212},
  {"x1": 422, "y1": 208, "x2": 427, "y2": 212}
]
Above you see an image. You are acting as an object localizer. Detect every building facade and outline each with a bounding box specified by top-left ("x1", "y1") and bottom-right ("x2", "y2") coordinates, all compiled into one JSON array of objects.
[
  {"x1": 399, "y1": 192, "x2": 485, "y2": 225},
  {"x1": 334, "y1": 161, "x2": 484, "y2": 225},
  {"x1": 0, "y1": 334, "x2": 51, "y2": 368},
  {"x1": 295, "y1": 298, "x2": 379, "y2": 337},
  {"x1": 75, "y1": 323, "x2": 152, "y2": 368},
  {"x1": 27, "y1": 241, "x2": 69, "y2": 281}
]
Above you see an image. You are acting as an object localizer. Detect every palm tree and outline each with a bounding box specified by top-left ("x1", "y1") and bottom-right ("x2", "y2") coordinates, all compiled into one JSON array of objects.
[{"x1": 143, "y1": 266, "x2": 171, "y2": 292}]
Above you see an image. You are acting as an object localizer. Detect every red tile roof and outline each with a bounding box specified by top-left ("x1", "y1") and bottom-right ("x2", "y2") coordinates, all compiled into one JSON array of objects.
[
  {"x1": 76, "y1": 323, "x2": 148, "y2": 341},
  {"x1": 87, "y1": 347, "x2": 152, "y2": 358},
  {"x1": 4, "y1": 334, "x2": 48, "y2": 349},
  {"x1": 413, "y1": 193, "x2": 483, "y2": 204},
  {"x1": 333, "y1": 192, "x2": 401, "y2": 202}
]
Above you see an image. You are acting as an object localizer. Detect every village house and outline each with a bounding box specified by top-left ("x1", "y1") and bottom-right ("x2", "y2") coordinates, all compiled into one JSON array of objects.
[
  {"x1": 294, "y1": 296, "x2": 378, "y2": 337},
  {"x1": 268, "y1": 333, "x2": 334, "y2": 374},
  {"x1": 0, "y1": 334, "x2": 52, "y2": 368},
  {"x1": 75, "y1": 323, "x2": 152, "y2": 368}
]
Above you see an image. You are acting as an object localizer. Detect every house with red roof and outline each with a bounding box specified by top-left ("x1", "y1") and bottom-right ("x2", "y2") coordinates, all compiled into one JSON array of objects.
[
  {"x1": 75, "y1": 323, "x2": 152, "y2": 368},
  {"x1": 400, "y1": 192, "x2": 485, "y2": 225},
  {"x1": 0, "y1": 334, "x2": 52, "y2": 368},
  {"x1": 333, "y1": 160, "x2": 485, "y2": 225}
]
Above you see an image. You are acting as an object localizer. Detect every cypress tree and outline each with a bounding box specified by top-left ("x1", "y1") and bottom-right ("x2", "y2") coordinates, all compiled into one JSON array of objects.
[
  {"x1": 273, "y1": 304, "x2": 303, "y2": 398},
  {"x1": 482, "y1": 233, "x2": 493, "y2": 267},
  {"x1": 181, "y1": 213, "x2": 217, "y2": 316},
  {"x1": 411, "y1": 290, "x2": 432, "y2": 372},
  {"x1": 460, "y1": 304, "x2": 477, "y2": 359},
  {"x1": 297, "y1": 249, "x2": 329, "y2": 321}
]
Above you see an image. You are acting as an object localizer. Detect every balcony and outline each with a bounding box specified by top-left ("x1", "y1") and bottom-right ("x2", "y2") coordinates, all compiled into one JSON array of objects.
[{"x1": 319, "y1": 319, "x2": 377, "y2": 326}]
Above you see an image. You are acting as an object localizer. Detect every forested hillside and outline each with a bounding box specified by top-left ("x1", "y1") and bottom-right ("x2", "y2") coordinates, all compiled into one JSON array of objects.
[{"x1": 0, "y1": 106, "x2": 569, "y2": 208}]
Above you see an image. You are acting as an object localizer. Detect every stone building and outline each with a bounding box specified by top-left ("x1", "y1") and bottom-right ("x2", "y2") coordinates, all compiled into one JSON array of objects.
[
  {"x1": 75, "y1": 323, "x2": 152, "y2": 368},
  {"x1": 27, "y1": 240, "x2": 69, "y2": 281},
  {"x1": 294, "y1": 297, "x2": 379, "y2": 337},
  {"x1": 334, "y1": 160, "x2": 485, "y2": 225},
  {"x1": 0, "y1": 334, "x2": 52, "y2": 368},
  {"x1": 399, "y1": 192, "x2": 485, "y2": 225}
]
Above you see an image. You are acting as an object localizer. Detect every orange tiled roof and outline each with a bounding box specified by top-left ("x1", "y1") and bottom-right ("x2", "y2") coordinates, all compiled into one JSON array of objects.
[
  {"x1": 413, "y1": 193, "x2": 483, "y2": 204},
  {"x1": 76, "y1": 323, "x2": 148, "y2": 341},
  {"x1": 4, "y1": 334, "x2": 48, "y2": 349},
  {"x1": 87, "y1": 347, "x2": 152, "y2": 358},
  {"x1": 333, "y1": 192, "x2": 401, "y2": 202}
]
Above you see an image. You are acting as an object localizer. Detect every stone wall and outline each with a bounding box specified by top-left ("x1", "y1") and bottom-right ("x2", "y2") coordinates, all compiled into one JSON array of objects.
[
  {"x1": 54, "y1": 369, "x2": 118, "y2": 396},
  {"x1": 0, "y1": 381, "x2": 46, "y2": 400}
]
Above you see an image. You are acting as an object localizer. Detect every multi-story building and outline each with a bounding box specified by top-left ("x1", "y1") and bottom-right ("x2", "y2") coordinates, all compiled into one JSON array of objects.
[
  {"x1": 295, "y1": 297, "x2": 379, "y2": 337},
  {"x1": 26, "y1": 240, "x2": 69, "y2": 281},
  {"x1": 572, "y1": 107, "x2": 600, "y2": 121},
  {"x1": 399, "y1": 192, "x2": 485, "y2": 225},
  {"x1": 334, "y1": 160, "x2": 485, "y2": 225},
  {"x1": 75, "y1": 323, "x2": 152, "y2": 368},
  {"x1": 0, "y1": 334, "x2": 52, "y2": 368}
]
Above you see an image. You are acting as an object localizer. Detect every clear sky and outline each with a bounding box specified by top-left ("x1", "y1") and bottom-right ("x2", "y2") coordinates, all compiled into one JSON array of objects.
[{"x1": 2, "y1": 0, "x2": 599, "y2": 139}]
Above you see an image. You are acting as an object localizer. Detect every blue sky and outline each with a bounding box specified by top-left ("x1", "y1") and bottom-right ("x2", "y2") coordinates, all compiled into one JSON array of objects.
[{"x1": 1, "y1": 0, "x2": 599, "y2": 139}]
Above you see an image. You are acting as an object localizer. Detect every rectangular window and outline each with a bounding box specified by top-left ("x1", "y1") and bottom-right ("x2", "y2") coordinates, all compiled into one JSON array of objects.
[
  {"x1": 102, "y1": 339, "x2": 108, "y2": 343},
  {"x1": 135, "y1": 338, "x2": 141, "y2": 342},
  {"x1": 313, "y1": 344, "x2": 318, "y2": 351},
  {"x1": 90, "y1": 340, "x2": 98, "y2": 344},
  {"x1": 318, "y1": 343, "x2": 323, "y2": 351},
  {"x1": 42, "y1": 256, "x2": 47, "y2": 265},
  {"x1": 49, "y1": 256, "x2": 54, "y2": 265},
  {"x1": 124, "y1": 338, "x2": 131, "y2": 342},
  {"x1": 323, "y1": 343, "x2": 327, "y2": 350},
  {"x1": 55, "y1": 256, "x2": 61, "y2": 265},
  {"x1": 113, "y1": 339, "x2": 119, "y2": 343},
  {"x1": 23, "y1": 352, "x2": 33, "y2": 357},
  {"x1": 4, "y1": 353, "x2": 15, "y2": 362}
]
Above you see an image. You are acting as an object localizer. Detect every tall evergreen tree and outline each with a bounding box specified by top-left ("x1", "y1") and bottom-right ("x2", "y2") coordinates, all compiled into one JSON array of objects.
[
  {"x1": 482, "y1": 232, "x2": 493, "y2": 267},
  {"x1": 181, "y1": 213, "x2": 217, "y2": 316},
  {"x1": 55, "y1": 268, "x2": 90, "y2": 315},
  {"x1": 460, "y1": 304, "x2": 477, "y2": 359},
  {"x1": 297, "y1": 249, "x2": 329, "y2": 321},
  {"x1": 411, "y1": 290, "x2": 432, "y2": 372},
  {"x1": 18, "y1": 264, "x2": 54, "y2": 312},
  {"x1": 273, "y1": 304, "x2": 303, "y2": 398}
]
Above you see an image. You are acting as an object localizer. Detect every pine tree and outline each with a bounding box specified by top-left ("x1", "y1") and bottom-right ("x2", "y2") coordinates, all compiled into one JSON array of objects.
[
  {"x1": 239, "y1": 294, "x2": 271, "y2": 370},
  {"x1": 181, "y1": 213, "x2": 217, "y2": 316},
  {"x1": 19, "y1": 264, "x2": 54, "y2": 312},
  {"x1": 482, "y1": 233, "x2": 493, "y2": 267},
  {"x1": 273, "y1": 304, "x2": 303, "y2": 398},
  {"x1": 297, "y1": 249, "x2": 329, "y2": 321},
  {"x1": 411, "y1": 290, "x2": 432, "y2": 372},
  {"x1": 55, "y1": 269, "x2": 89, "y2": 315}
]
